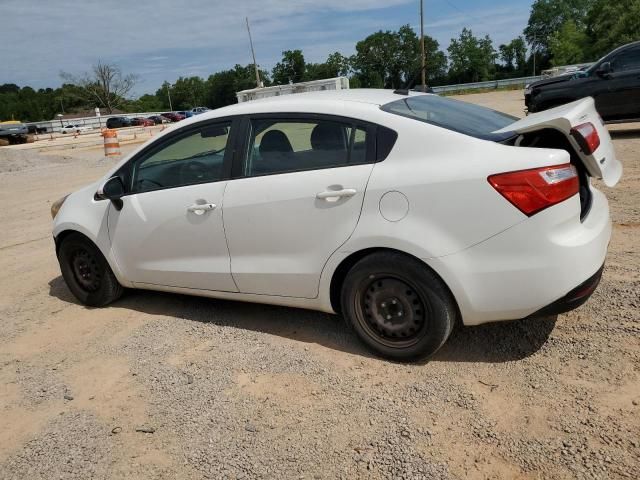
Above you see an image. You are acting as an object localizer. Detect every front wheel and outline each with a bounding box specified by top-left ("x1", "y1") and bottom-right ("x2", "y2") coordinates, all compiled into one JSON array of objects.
[
  {"x1": 341, "y1": 252, "x2": 457, "y2": 361},
  {"x1": 57, "y1": 233, "x2": 123, "y2": 307}
]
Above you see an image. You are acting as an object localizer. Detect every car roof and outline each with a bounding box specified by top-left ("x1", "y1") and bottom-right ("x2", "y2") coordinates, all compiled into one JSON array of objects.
[{"x1": 193, "y1": 88, "x2": 430, "y2": 122}]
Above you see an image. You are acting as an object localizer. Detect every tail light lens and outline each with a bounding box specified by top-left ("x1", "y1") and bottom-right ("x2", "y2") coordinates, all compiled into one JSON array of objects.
[
  {"x1": 570, "y1": 122, "x2": 600, "y2": 155},
  {"x1": 488, "y1": 164, "x2": 579, "y2": 216}
]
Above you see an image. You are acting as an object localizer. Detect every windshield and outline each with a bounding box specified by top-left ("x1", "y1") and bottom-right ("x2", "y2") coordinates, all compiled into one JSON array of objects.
[{"x1": 381, "y1": 94, "x2": 518, "y2": 140}]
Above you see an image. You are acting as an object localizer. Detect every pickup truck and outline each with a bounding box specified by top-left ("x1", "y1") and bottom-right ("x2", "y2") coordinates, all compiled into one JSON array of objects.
[
  {"x1": 525, "y1": 41, "x2": 640, "y2": 123},
  {"x1": 0, "y1": 122, "x2": 33, "y2": 146}
]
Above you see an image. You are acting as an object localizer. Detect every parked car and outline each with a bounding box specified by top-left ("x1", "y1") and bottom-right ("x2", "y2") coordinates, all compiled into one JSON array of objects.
[
  {"x1": 106, "y1": 117, "x2": 132, "y2": 129},
  {"x1": 162, "y1": 112, "x2": 186, "y2": 122},
  {"x1": 61, "y1": 124, "x2": 92, "y2": 134},
  {"x1": 51, "y1": 90, "x2": 621, "y2": 361},
  {"x1": 525, "y1": 41, "x2": 640, "y2": 122},
  {"x1": 147, "y1": 115, "x2": 169, "y2": 125},
  {"x1": 177, "y1": 110, "x2": 195, "y2": 118},
  {"x1": 191, "y1": 107, "x2": 210, "y2": 115},
  {"x1": 131, "y1": 117, "x2": 154, "y2": 127}
]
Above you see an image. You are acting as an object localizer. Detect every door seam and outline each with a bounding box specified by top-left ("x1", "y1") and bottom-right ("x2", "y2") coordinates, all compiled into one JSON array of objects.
[{"x1": 221, "y1": 180, "x2": 241, "y2": 292}]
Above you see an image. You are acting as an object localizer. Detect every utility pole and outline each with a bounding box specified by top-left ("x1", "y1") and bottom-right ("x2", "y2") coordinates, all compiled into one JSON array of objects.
[
  {"x1": 533, "y1": 33, "x2": 537, "y2": 76},
  {"x1": 166, "y1": 83, "x2": 173, "y2": 111},
  {"x1": 420, "y1": 0, "x2": 426, "y2": 91},
  {"x1": 246, "y1": 17, "x2": 263, "y2": 88}
]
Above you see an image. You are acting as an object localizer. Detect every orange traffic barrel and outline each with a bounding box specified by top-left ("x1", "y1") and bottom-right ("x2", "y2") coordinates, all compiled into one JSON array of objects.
[{"x1": 103, "y1": 129, "x2": 120, "y2": 157}]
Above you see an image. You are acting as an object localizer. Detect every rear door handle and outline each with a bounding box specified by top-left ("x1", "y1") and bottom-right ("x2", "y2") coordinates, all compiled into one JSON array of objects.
[
  {"x1": 316, "y1": 188, "x2": 357, "y2": 202},
  {"x1": 187, "y1": 203, "x2": 216, "y2": 215}
]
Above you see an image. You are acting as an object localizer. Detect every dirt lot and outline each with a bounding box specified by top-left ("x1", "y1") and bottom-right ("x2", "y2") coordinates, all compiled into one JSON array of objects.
[{"x1": 0, "y1": 90, "x2": 638, "y2": 480}]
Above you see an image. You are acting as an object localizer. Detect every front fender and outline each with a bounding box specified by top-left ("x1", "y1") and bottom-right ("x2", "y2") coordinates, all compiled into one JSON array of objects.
[{"x1": 52, "y1": 183, "x2": 132, "y2": 287}]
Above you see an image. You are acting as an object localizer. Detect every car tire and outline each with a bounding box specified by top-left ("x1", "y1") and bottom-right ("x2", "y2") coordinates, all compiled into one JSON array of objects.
[
  {"x1": 58, "y1": 233, "x2": 123, "y2": 307},
  {"x1": 341, "y1": 252, "x2": 457, "y2": 361}
]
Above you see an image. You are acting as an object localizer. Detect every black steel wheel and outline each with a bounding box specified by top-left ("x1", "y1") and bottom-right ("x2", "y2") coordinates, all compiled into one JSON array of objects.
[
  {"x1": 58, "y1": 233, "x2": 123, "y2": 307},
  {"x1": 70, "y1": 247, "x2": 102, "y2": 292},
  {"x1": 341, "y1": 251, "x2": 457, "y2": 361}
]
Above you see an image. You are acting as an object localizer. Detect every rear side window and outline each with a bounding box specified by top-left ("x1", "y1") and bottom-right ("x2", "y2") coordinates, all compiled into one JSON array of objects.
[
  {"x1": 244, "y1": 118, "x2": 368, "y2": 176},
  {"x1": 381, "y1": 94, "x2": 517, "y2": 140}
]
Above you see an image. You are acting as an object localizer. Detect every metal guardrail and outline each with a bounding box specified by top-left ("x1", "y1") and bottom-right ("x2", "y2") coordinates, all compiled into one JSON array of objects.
[
  {"x1": 432, "y1": 76, "x2": 543, "y2": 94},
  {"x1": 23, "y1": 111, "x2": 170, "y2": 134}
]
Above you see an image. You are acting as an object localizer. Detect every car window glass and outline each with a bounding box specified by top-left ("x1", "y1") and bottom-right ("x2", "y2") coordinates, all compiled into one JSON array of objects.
[
  {"x1": 612, "y1": 47, "x2": 640, "y2": 72},
  {"x1": 381, "y1": 94, "x2": 517, "y2": 139},
  {"x1": 350, "y1": 126, "x2": 367, "y2": 164},
  {"x1": 132, "y1": 122, "x2": 231, "y2": 193},
  {"x1": 244, "y1": 119, "x2": 368, "y2": 176}
]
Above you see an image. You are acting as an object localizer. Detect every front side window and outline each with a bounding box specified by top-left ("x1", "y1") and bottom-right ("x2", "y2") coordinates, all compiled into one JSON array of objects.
[
  {"x1": 611, "y1": 47, "x2": 640, "y2": 72},
  {"x1": 244, "y1": 118, "x2": 368, "y2": 176},
  {"x1": 131, "y1": 122, "x2": 231, "y2": 193}
]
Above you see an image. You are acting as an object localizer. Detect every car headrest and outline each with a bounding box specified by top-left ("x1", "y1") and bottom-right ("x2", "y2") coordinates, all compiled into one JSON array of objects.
[
  {"x1": 311, "y1": 123, "x2": 345, "y2": 151},
  {"x1": 259, "y1": 130, "x2": 293, "y2": 154}
]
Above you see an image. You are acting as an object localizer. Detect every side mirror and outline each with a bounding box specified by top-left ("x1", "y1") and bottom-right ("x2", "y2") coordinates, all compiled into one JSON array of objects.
[
  {"x1": 201, "y1": 125, "x2": 228, "y2": 138},
  {"x1": 97, "y1": 176, "x2": 125, "y2": 210},
  {"x1": 596, "y1": 62, "x2": 612, "y2": 77}
]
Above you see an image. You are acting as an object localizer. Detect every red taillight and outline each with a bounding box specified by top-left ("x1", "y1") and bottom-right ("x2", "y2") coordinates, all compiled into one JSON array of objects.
[
  {"x1": 488, "y1": 164, "x2": 579, "y2": 216},
  {"x1": 570, "y1": 122, "x2": 600, "y2": 155}
]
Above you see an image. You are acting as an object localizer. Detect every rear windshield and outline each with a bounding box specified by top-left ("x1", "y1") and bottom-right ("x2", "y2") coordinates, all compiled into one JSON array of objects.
[{"x1": 380, "y1": 94, "x2": 518, "y2": 140}]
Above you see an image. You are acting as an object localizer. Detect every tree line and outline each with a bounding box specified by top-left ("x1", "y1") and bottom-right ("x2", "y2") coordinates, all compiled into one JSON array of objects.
[{"x1": 1, "y1": 0, "x2": 637, "y2": 122}]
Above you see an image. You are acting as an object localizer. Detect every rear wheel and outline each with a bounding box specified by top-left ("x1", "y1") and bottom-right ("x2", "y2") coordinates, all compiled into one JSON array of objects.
[
  {"x1": 58, "y1": 233, "x2": 123, "y2": 307},
  {"x1": 341, "y1": 252, "x2": 457, "y2": 361}
]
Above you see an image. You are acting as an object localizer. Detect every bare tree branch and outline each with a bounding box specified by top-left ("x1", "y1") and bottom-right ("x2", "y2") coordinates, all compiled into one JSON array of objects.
[{"x1": 60, "y1": 61, "x2": 138, "y2": 113}]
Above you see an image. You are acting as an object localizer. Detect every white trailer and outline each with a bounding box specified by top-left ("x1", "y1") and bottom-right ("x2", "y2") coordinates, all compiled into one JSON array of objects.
[{"x1": 236, "y1": 77, "x2": 349, "y2": 103}]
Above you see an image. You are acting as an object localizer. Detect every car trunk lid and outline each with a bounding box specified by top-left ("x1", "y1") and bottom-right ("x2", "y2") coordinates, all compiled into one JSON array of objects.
[{"x1": 494, "y1": 97, "x2": 622, "y2": 187}]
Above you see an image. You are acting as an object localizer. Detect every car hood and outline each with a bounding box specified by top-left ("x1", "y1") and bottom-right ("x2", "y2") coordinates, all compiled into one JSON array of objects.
[
  {"x1": 495, "y1": 97, "x2": 622, "y2": 187},
  {"x1": 529, "y1": 73, "x2": 575, "y2": 89}
]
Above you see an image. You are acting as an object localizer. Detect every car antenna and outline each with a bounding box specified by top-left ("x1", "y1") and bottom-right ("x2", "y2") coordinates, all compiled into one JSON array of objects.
[
  {"x1": 395, "y1": 1, "x2": 429, "y2": 96},
  {"x1": 393, "y1": 64, "x2": 428, "y2": 95}
]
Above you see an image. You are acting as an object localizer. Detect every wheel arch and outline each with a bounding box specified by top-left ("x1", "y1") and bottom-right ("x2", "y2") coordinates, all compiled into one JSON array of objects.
[
  {"x1": 328, "y1": 247, "x2": 460, "y2": 321},
  {"x1": 54, "y1": 227, "x2": 130, "y2": 287},
  {"x1": 54, "y1": 229, "x2": 93, "y2": 256}
]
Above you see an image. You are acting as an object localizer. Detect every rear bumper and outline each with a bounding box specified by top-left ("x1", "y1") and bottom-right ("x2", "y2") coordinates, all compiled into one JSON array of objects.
[
  {"x1": 527, "y1": 263, "x2": 603, "y2": 317},
  {"x1": 428, "y1": 188, "x2": 611, "y2": 326}
]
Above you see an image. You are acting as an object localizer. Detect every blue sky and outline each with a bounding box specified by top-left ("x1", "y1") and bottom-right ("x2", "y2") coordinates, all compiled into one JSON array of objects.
[{"x1": 1, "y1": 0, "x2": 534, "y2": 95}]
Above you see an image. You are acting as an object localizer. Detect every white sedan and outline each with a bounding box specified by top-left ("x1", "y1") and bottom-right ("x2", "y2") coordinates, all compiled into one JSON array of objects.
[
  {"x1": 61, "y1": 124, "x2": 93, "y2": 134},
  {"x1": 50, "y1": 90, "x2": 621, "y2": 361}
]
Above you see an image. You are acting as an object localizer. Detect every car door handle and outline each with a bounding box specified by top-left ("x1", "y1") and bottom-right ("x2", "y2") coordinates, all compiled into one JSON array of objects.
[
  {"x1": 316, "y1": 188, "x2": 357, "y2": 201},
  {"x1": 187, "y1": 203, "x2": 216, "y2": 215}
]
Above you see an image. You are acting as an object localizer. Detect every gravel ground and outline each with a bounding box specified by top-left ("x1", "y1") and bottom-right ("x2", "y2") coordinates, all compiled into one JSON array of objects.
[{"x1": 0, "y1": 91, "x2": 638, "y2": 479}]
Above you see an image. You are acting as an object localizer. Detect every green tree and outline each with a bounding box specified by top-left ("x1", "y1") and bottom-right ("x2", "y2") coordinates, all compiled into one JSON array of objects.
[
  {"x1": 499, "y1": 37, "x2": 527, "y2": 74},
  {"x1": 447, "y1": 28, "x2": 497, "y2": 83},
  {"x1": 304, "y1": 52, "x2": 351, "y2": 81},
  {"x1": 204, "y1": 64, "x2": 270, "y2": 108},
  {"x1": 586, "y1": 0, "x2": 640, "y2": 57},
  {"x1": 351, "y1": 25, "x2": 446, "y2": 88},
  {"x1": 0, "y1": 83, "x2": 87, "y2": 121},
  {"x1": 549, "y1": 20, "x2": 590, "y2": 66},
  {"x1": 168, "y1": 76, "x2": 207, "y2": 110},
  {"x1": 524, "y1": 0, "x2": 595, "y2": 55},
  {"x1": 126, "y1": 93, "x2": 165, "y2": 113},
  {"x1": 272, "y1": 50, "x2": 306, "y2": 84}
]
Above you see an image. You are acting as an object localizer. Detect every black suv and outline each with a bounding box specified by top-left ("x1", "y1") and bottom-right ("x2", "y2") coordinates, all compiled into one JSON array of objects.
[
  {"x1": 106, "y1": 117, "x2": 132, "y2": 129},
  {"x1": 525, "y1": 41, "x2": 640, "y2": 123}
]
